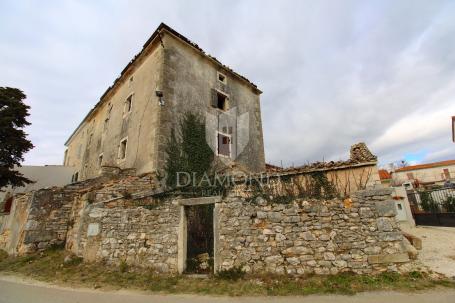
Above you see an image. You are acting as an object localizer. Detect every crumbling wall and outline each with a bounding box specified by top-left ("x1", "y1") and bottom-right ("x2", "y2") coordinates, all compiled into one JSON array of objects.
[
  {"x1": 218, "y1": 188, "x2": 411, "y2": 275},
  {"x1": 67, "y1": 200, "x2": 180, "y2": 273},
  {"x1": 0, "y1": 169, "x2": 157, "y2": 255},
  {"x1": 0, "y1": 193, "x2": 32, "y2": 255},
  {"x1": 18, "y1": 188, "x2": 75, "y2": 254}
]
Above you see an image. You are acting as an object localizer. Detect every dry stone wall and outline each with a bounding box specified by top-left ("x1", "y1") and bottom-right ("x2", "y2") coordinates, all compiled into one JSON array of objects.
[
  {"x1": 68, "y1": 201, "x2": 180, "y2": 273},
  {"x1": 0, "y1": 168, "x2": 414, "y2": 275},
  {"x1": 218, "y1": 188, "x2": 410, "y2": 275}
]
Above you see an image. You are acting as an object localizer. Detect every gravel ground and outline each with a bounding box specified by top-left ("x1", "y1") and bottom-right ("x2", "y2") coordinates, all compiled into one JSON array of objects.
[{"x1": 400, "y1": 224, "x2": 455, "y2": 278}]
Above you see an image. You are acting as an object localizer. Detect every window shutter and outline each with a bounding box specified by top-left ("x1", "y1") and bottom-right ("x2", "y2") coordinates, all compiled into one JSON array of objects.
[{"x1": 211, "y1": 89, "x2": 218, "y2": 108}]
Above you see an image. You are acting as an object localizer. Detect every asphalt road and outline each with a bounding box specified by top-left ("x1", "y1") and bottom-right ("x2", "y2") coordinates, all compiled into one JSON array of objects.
[{"x1": 1, "y1": 276, "x2": 455, "y2": 303}]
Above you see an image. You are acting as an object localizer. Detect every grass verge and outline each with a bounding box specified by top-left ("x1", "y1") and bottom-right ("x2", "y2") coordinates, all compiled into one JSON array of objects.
[{"x1": 0, "y1": 248, "x2": 454, "y2": 296}]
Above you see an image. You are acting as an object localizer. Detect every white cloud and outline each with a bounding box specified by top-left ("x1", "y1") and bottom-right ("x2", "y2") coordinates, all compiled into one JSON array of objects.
[{"x1": 1, "y1": 0, "x2": 454, "y2": 167}]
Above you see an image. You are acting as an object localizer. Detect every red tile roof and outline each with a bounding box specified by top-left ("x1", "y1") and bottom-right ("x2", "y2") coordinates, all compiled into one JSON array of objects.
[
  {"x1": 378, "y1": 169, "x2": 392, "y2": 180},
  {"x1": 395, "y1": 159, "x2": 455, "y2": 172}
]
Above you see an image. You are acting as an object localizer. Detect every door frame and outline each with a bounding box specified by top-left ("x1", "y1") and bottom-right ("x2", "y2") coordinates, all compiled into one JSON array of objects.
[{"x1": 175, "y1": 196, "x2": 221, "y2": 274}]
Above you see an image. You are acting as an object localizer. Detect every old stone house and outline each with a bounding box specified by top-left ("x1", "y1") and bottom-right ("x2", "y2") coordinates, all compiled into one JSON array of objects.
[
  {"x1": 64, "y1": 23, "x2": 265, "y2": 181},
  {"x1": 1, "y1": 24, "x2": 415, "y2": 277}
]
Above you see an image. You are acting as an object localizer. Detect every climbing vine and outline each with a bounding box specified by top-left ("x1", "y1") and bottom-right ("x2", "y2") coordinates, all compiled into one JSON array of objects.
[{"x1": 164, "y1": 111, "x2": 214, "y2": 190}]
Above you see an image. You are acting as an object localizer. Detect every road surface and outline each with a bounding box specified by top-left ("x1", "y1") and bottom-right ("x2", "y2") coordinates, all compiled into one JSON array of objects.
[{"x1": 1, "y1": 275, "x2": 455, "y2": 303}]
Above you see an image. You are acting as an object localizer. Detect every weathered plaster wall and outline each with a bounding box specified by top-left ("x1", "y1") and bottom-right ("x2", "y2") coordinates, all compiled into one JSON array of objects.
[
  {"x1": 158, "y1": 33, "x2": 265, "y2": 173},
  {"x1": 65, "y1": 29, "x2": 266, "y2": 181},
  {"x1": 65, "y1": 40, "x2": 164, "y2": 180}
]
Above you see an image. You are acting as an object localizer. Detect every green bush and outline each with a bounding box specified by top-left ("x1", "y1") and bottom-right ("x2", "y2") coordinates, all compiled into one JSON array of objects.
[
  {"x1": 0, "y1": 249, "x2": 8, "y2": 261},
  {"x1": 119, "y1": 260, "x2": 129, "y2": 273},
  {"x1": 420, "y1": 192, "x2": 439, "y2": 213},
  {"x1": 216, "y1": 266, "x2": 246, "y2": 281},
  {"x1": 443, "y1": 196, "x2": 455, "y2": 212}
]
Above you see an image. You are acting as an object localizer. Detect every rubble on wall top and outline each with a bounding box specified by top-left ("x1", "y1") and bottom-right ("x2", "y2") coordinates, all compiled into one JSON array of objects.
[{"x1": 266, "y1": 143, "x2": 378, "y2": 175}]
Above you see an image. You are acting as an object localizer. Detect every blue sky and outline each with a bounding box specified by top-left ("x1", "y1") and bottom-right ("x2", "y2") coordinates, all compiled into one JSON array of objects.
[{"x1": 1, "y1": 0, "x2": 454, "y2": 168}]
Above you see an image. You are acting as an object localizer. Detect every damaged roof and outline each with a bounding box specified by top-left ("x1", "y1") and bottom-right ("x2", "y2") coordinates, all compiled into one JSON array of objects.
[{"x1": 65, "y1": 22, "x2": 261, "y2": 146}]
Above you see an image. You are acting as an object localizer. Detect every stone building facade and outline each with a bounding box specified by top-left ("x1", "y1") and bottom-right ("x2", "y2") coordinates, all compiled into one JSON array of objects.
[{"x1": 64, "y1": 23, "x2": 265, "y2": 181}]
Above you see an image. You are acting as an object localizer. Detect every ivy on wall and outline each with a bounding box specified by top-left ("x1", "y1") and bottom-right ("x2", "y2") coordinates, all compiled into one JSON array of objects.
[{"x1": 164, "y1": 112, "x2": 214, "y2": 189}]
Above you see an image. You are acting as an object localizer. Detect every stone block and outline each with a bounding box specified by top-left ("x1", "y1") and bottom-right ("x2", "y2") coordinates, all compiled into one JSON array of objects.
[
  {"x1": 368, "y1": 253, "x2": 409, "y2": 264},
  {"x1": 87, "y1": 223, "x2": 100, "y2": 236},
  {"x1": 375, "y1": 200, "x2": 397, "y2": 217},
  {"x1": 376, "y1": 217, "x2": 393, "y2": 232}
]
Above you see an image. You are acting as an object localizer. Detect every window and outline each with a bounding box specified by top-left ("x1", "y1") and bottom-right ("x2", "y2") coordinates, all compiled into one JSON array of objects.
[
  {"x1": 216, "y1": 92, "x2": 227, "y2": 110},
  {"x1": 217, "y1": 132, "x2": 230, "y2": 157},
  {"x1": 444, "y1": 168, "x2": 451, "y2": 179},
  {"x1": 119, "y1": 138, "x2": 128, "y2": 160},
  {"x1": 3, "y1": 197, "x2": 13, "y2": 213},
  {"x1": 98, "y1": 154, "x2": 103, "y2": 167},
  {"x1": 124, "y1": 94, "x2": 133, "y2": 116},
  {"x1": 104, "y1": 104, "x2": 113, "y2": 131},
  {"x1": 128, "y1": 76, "x2": 133, "y2": 87},
  {"x1": 72, "y1": 172, "x2": 79, "y2": 183},
  {"x1": 217, "y1": 72, "x2": 226, "y2": 84}
]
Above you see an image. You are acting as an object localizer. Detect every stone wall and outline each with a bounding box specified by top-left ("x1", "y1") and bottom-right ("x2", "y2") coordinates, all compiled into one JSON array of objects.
[
  {"x1": 217, "y1": 188, "x2": 410, "y2": 275},
  {"x1": 67, "y1": 201, "x2": 180, "y2": 273},
  {"x1": 0, "y1": 169, "x2": 413, "y2": 275},
  {"x1": 0, "y1": 169, "x2": 156, "y2": 255}
]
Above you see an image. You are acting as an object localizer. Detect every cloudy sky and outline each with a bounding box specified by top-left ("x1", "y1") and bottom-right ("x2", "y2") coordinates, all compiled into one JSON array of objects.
[{"x1": 1, "y1": 0, "x2": 454, "y2": 168}]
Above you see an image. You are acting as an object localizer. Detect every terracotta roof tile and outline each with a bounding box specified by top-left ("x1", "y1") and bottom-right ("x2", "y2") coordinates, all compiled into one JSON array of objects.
[{"x1": 395, "y1": 159, "x2": 455, "y2": 172}]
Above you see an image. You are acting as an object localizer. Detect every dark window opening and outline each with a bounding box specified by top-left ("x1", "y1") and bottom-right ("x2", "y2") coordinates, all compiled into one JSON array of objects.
[
  {"x1": 119, "y1": 139, "x2": 127, "y2": 159},
  {"x1": 125, "y1": 95, "x2": 133, "y2": 114},
  {"x1": 98, "y1": 154, "x2": 103, "y2": 167},
  {"x1": 3, "y1": 197, "x2": 13, "y2": 213},
  {"x1": 218, "y1": 73, "x2": 226, "y2": 83},
  {"x1": 216, "y1": 92, "x2": 227, "y2": 110},
  {"x1": 72, "y1": 172, "x2": 79, "y2": 183},
  {"x1": 217, "y1": 133, "x2": 230, "y2": 157}
]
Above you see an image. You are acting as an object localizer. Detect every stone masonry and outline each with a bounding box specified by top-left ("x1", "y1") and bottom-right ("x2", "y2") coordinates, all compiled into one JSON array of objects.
[
  {"x1": 0, "y1": 169, "x2": 414, "y2": 275},
  {"x1": 217, "y1": 188, "x2": 409, "y2": 275}
]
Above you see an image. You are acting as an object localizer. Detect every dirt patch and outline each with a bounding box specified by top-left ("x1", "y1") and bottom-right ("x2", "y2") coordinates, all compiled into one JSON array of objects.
[{"x1": 400, "y1": 224, "x2": 455, "y2": 278}]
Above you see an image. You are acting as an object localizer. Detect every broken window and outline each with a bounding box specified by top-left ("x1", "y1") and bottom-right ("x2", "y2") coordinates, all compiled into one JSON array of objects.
[
  {"x1": 119, "y1": 138, "x2": 128, "y2": 160},
  {"x1": 124, "y1": 94, "x2": 133, "y2": 115},
  {"x1": 216, "y1": 92, "x2": 227, "y2": 110},
  {"x1": 217, "y1": 133, "x2": 230, "y2": 157},
  {"x1": 217, "y1": 72, "x2": 226, "y2": 84},
  {"x1": 98, "y1": 154, "x2": 103, "y2": 167},
  {"x1": 104, "y1": 104, "x2": 112, "y2": 131},
  {"x1": 72, "y1": 172, "x2": 79, "y2": 183}
]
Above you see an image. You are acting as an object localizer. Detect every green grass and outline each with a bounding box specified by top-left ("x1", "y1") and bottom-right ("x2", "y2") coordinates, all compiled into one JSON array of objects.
[{"x1": 0, "y1": 248, "x2": 454, "y2": 296}]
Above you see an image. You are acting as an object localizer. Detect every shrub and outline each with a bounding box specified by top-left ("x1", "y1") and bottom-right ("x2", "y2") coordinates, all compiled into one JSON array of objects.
[
  {"x1": 216, "y1": 266, "x2": 246, "y2": 281},
  {"x1": 0, "y1": 249, "x2": 8, "y2": 261},
  {"x1": 443, "y1": 196, "x2": 455, "y2": 212},
  {"x1": 420, "y1": 192, "x2": 439, "y2": 213},
  {"x1": 119, "y1": 260, "x2": 129, "y2": 273}
]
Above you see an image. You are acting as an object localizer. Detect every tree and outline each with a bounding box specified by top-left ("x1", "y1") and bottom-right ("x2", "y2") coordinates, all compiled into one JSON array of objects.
[{"x1": 0, "y1": 87, "x2": 34, "y2": 189}]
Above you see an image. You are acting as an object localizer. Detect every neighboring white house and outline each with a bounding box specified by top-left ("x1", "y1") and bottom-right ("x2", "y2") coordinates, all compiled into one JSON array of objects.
[
  {"x1": 0, "y1": 165, "x2": 75, "y2": 208},
  {"x1": 391, "y1": 160, "x2": 455, "y2": 186}
]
